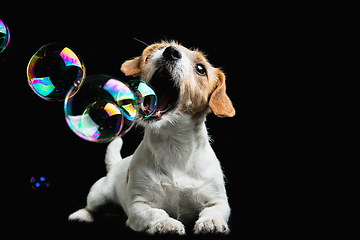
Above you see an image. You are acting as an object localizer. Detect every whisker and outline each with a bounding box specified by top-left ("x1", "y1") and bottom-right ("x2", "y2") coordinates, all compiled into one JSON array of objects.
[{"x1": 133, "y1": 38, "x2": 149, "y2": 46}]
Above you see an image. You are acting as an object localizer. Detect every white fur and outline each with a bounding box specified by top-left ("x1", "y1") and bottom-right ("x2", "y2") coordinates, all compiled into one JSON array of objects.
[{"x1": 68, "y1": 44, "x2": 231, "y2": 235}]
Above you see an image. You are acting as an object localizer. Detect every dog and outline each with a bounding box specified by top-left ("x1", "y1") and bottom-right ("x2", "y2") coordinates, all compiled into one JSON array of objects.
[{"x1": 68, "y1": 41, "x2": 235, "y2": 234}]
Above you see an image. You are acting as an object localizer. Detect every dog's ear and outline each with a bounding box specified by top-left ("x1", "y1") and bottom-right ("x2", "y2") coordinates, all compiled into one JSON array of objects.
[
  {"x1": 120, "y1": 56, "x2": 144, "y2": 77},
  {"x1": 209, "y1": 69, "x2": 235, "y2": 117}
]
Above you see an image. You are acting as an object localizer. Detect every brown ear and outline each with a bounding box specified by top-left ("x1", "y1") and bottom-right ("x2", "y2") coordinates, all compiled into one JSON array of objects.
[
  {"x1": 209, "y1": 70, "x2": 235, "y2": 117},
  {"x1": 120, "y1": 56, "x2": 144, "y2": 77}
]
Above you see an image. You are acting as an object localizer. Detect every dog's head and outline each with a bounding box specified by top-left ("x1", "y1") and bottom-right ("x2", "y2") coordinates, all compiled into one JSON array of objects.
[{"x1": 121, "y1": 41, "x2": 235, "y2": 128}]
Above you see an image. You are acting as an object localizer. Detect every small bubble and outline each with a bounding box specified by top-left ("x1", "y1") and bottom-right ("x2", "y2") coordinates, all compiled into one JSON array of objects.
[
  {"x1": 127, "y1": 80, "x2": 157, "y2": 119},
  {"x1": 30, "y1": 176, "x2": 49, "y2": 191}
]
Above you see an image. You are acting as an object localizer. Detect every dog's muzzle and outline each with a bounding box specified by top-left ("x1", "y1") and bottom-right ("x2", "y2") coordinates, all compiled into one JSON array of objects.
[{"x1": 145, "y1": 47, "x2": 181, "y2": 121}]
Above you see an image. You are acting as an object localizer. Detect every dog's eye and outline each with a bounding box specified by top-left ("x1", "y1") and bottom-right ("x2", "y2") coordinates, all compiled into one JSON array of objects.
[{"x1": 195, "y1": 63, "x2": 206, "y2": 76}]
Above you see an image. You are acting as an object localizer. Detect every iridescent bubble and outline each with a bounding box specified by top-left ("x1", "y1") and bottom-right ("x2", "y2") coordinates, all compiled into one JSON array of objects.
[
  {"x1": 27, "y1": 42, "x2": 85, "y2": 101},
  {"x1": 64, "y1": 75, "x2": 138, "y2": 142},
  {"x1": 127, "y1": 80, "x2": 157, "y2": 119},
  {"x1": 81, "y1": 101, "x2": 123, "y2": 143},
  {"x1": 30, "y1": 176, "x2": 49, "y2": 191},
  {"x1": 0, "y1": 18, "x2": 10, "y2": 53}
]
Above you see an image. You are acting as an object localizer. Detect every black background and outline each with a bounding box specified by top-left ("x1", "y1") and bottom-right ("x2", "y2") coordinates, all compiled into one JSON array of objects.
[{"x1": 1, "y1": 5, "x2": 316, "y2": 238}]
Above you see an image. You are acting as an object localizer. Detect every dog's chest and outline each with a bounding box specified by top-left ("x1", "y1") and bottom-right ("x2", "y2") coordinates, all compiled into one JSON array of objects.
[{"x1": 146, "y1": 172, "x2": 208, "y2": 221}]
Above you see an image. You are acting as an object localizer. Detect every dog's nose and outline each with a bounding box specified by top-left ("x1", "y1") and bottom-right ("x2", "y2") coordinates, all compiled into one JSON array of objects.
[{"x1": 163, "y1": 46, "x2": 182, "y2": 61}]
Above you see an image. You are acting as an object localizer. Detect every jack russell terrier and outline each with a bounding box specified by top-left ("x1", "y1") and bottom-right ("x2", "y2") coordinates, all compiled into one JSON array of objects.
[{"x1": 68, "y1": 41, "x2": 235, "y2": 234}]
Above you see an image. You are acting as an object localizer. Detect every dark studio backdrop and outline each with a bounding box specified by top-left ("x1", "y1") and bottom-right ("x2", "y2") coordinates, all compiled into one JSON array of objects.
[{"x1": 1, "y1": 5, "x2": 310, "y2": 237}]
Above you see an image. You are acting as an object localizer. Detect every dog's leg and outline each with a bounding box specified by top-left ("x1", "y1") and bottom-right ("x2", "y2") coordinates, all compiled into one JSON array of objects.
[
  {"x1": 68, "y1": 177, "x2": 108, "y2": 222},
  {"x1": 126, "y1": 202, "x2": 185, "y2": 235},
  {"x1": 194, "y1": 202, "x2": 231, "y2": 234}
]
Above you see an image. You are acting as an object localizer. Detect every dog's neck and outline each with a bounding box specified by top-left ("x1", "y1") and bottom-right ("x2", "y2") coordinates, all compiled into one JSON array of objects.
[{"x1": 143, "y1": 114, "x2": 209, "y2": 170}]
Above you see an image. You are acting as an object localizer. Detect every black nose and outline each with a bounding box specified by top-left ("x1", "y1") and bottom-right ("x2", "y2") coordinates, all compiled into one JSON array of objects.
[{"x1": 163, "y1": 46, "x2": 182, "y2": 61}]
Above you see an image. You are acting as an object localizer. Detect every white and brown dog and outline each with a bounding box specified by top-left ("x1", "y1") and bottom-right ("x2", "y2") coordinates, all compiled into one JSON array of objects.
[{"x1": 68, "y1": 41, "x2": 235, "y2": 234}]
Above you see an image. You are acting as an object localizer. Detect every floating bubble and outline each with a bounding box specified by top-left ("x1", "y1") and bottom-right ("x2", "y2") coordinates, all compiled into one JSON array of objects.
[
  {"x1": 81, "y1": 101, "x2": 123, "y2": 142},
  {"x1": 30, "y1": 176, "x2": 49, "y2": 191},
  {"x1": 127, "y1": 80, "x2": 157, "y2": 119},
  {"x1": 0, "y1": 18, "x2": 10, "y2": 53},
  {"x1": 27, "y1": 42, "x2": 85, "y2": 101},
  {"x1": 64, "y1": 75, "x2": 138, "y2": 142}
]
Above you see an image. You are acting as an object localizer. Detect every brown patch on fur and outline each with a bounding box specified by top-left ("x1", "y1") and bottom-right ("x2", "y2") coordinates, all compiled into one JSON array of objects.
[
  {"x1": 120, "y1": 56, "x2": 144, "y2": 77},
  {"x1": 209, "y1": 69, "x2": 235, "y2": 117},
  {"x1": 178, "y1": 62, "x2": 215, "y2": 115},
  {"x1": 126, "y1": 169, "x2": 129, "y2": 184},
  {"x1": 121, "y1": 41, "x2": 170, "y2": 78}
]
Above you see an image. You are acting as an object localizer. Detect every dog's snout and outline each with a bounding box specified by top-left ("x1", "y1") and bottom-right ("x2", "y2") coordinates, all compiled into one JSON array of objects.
[{"x1": 163, "y1": 46, "x2": 182, "y2": 61}]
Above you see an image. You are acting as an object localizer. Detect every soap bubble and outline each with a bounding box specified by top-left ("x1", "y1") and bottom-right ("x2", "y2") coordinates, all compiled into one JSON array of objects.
[
  {"x1": 81, "y1": 101, "x2": 123, "y2": 142},
  {"x1": 30, "y1": 176, "x2": 49, "y2": 191},
  {"x1": 0, "y1": 18, "x2": 10, "y2": 53},
  {"x1": 64, "y1": 75, "x2": 138, "y2": 142},
  {"x1": 27, "y1": 42, "x2": 85, "y2": 101},
  {"x1": 127, "y1": 80, "x2": 157, "y2": 119}
]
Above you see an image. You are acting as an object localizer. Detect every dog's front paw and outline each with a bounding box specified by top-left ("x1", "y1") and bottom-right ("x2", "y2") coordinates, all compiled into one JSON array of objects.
[
  {"x1": 194, "y1": 217, "x2": 230, "y2": 234},
  {"x1": 68, "y1": 208, "x2": 94, "y2": 222},
  {"x1": 146, "y1": 217, "x2": 185, "y2": 235}
]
